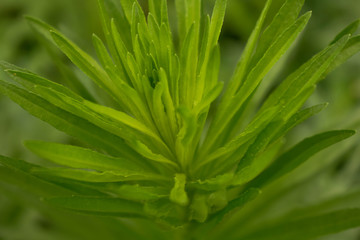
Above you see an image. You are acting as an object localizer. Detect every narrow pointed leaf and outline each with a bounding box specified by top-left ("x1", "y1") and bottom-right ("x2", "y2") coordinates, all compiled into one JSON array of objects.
[
  {"x1": 205, "y1": 11, "x2": 311, "y2": 154},
  {"x1": 30, "y1": 85, "x2": 171, "y2": 159},
  {"x1": 196, "y1": 0, "x2": 227, "y2": 102},
  {"x1": 1, "y1": 63, "x2": 81, "y2": 100},
  {"x1": 252, "y1": 0, "x2": 305, "y2": 63},
  {"x1": 25, "y1": 141, "x2": 151, "y2": 173},
  {"x1": 232, "y1": 140, "x2": 282, "y2": 186},
  {"x1": 238, "y1": 209, "x2": 360, "y2": 240},
  {"x1": 250, "y1": 130, "x2": 356, "y2": 188},
  {"x1": 198, "y1": 107, "x2": 278, "y2": 170},
  {"x1": 224, "y1": 0, "x2": 273, "y2": 98},
  {"x1": 272, "y1": 103, "x2": 328, "y2": 141},
  {"x1": 0, "y1": 155, "x2": 73, "y2": 197},
  {"x1": 50, "y1": 30, "x2": 119, "y2": 99},
  {"x1": 330, "y1": 19, "x2": 360, "y2": 44},
  {"x1": 46, "y1": 196, "x2": 145, "y2": 217},
  {"x1": 32, "y1": 168, "x2": 166, "y2": 182},
  {"x1": 260, "y1": 35, "x2": 349, "y2": 114},
  {"x1": 25, "y1": 16, "x2": 95, "y2": 101},
  {"x1": 0, "y1": 80, "x2": 136, "y2": 158},
  {"x1": 325, "y1": 35, "x2": 360, "y2": 76}
]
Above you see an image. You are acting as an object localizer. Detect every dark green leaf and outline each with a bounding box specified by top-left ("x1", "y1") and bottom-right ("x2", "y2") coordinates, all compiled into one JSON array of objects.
[
  {"x1": 250, "y1": 130, "x2": 355, "y2": 188},
  {"x1": 46, "y1": 196, "x2": 145, "y2": 217},
  {"x1": 238, "y1": 209, "x2": 360, "y2": 240}
]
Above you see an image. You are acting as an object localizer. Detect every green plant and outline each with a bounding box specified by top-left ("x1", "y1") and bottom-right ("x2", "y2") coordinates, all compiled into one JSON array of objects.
[{"x1": 1, "y1": 0, "x2": 360, "y2": 239}]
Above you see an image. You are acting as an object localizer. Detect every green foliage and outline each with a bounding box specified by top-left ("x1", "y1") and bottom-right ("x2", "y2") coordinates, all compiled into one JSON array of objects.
[{"x1": 1, "y1": 0, "x2": 360, "y2": 239}]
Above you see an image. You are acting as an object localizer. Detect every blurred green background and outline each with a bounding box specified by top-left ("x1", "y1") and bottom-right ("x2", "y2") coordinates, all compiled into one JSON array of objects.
[{"x1": 0, "y1": 0, "x2": 359, "y2": 239}]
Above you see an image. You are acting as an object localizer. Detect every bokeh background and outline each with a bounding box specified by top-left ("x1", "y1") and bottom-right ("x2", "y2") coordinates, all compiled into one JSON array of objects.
[{"x1": 0, "y1": 0, "x2": 359, "y2": 239}]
